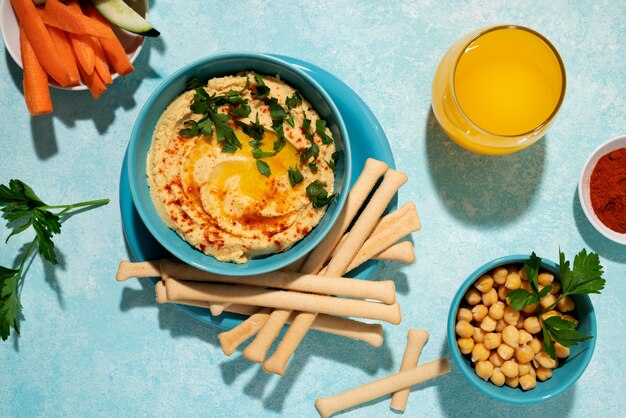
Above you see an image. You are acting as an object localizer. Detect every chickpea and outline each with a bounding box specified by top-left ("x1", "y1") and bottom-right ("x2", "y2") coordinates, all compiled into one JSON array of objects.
[
  {"x1": 455, "y1": 320, "x2": 475, "y2": 338},
  {"x1": 457, "y1": 337, "x2": 475, "y2": 355},
  {"x1": 515, "y1": 315, "x2": 525, "y2": 329},
  {"x1": 490, "y1": 367, "x2": 505, "y2": 386},
  {"x1": 519, "y1": 374, "x2": 537, "y2": 390},
  {"x1": 520, "y1": 280, "x2": 532, "y2": 291},
  {"x1": 483, "y1": 332, "x2": 501, "y2": 350},
  {"x1": 465, "y1": 288, "x2": 482, "y2": 305},
  {"x1": 505, "y1": 375, "x2": 519, "y2": 388},
  {"x1": 471, "y1": 343, "x2": 490, "y2": 363},
  {"x1": 539, "y1": 293, "x2": 558, "y2": 310},
  {"x1": 489, "y1": 302, "x2": 504, "y2": 320},
  {"x1": 497, "y1": 344, "x2": 515, "y2": 360},
  {"x1": 518, "y1": 363, "x2": 532, "y2": 376},
  {"x1": 554, "y1": 341, "x2": 570, "y2": 358},
  {"x1": 541, "y1": 310, "x2": 561, "y2": 321},
  {"x1": 502, "y1": 325, "x2": 519, "y2": 348},
  {"x1": 495, "y1": 318, "x2": 506, "y2": 333},
  {"x1": 505, "y1": 273, "x2": 521, "y2": 290},
  {"x1": 536, "y1": 366, "x2": 553, "y2": 381},
  {"x1": 538, "y1": 272, "x2": 554, "y2": 286},
  {"x1": 550, "y1": 281, "x2": 561, "y2": 294},
  {"x1": 500, "y1": 360, "x2": 519, "y2": 378},
  {"x1": 482, "y1": 288, "x2": 498, "y2": 307},
  {"x1": 475, "y1": 274, "x2": 494, "y2": 293},
  {"x1": 524, "y1": 317, "x2": 542, "y2": 334},
  {"x1": 518, "y1": 267, "x2": 527, "y2": 281},
  {"x1": 503, "y1": 306, "x2": 520, "y2": 325},
  {"x1": 457, "y1": 307, "x2": 473, "y2": 323},
  {"x1": 492, "y1": 267, "x2": 508, "y2": 285},
  {"x1": 489, "y1": 351, "x2": 505, "y2": 367},
  {"x1": 516, "y1": 345, "x2": 534, "y2": 364},
  {"x1": 557, "y1": 296, "x2": 575, "y2": 313},
  {"x1": 472, "y1": 304, "x2": 488, "y2": 322},
  {"x1": 476, "y1": 360, "x2": 494, "y2": 380},
  {"x1": 480, "y1": 316, "x2": 497, "y2": 333},
  {"x1": 535, "y1": 352, "x2": 557, "y2": 369},
  {"x1": 522, "y1": 303, "x2": 537, "y2": 315},
  {"x1": 497, "y1": 285, "x2": 509, "y2": 302},
  {"x1": 518, "y1": 329, "x2": 533, "y2": 346},
  {"x1": 528, "y1": 338, "x2": 543, "y2": 354},
  {"x1": 562, "y1": 314, "x2": 579, "y2": 326},
  {"x1": 473, "y1": 327, "x2": 486, "y2": 343}
]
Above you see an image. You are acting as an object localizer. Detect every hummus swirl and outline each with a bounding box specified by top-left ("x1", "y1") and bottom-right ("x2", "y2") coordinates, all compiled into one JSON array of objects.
[{"x1": 146, "y1": 72, "x2": 336, "y2": 263}]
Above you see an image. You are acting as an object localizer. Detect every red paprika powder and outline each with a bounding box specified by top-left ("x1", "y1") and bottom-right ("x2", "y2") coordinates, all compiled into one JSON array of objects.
[{"x1": 589, "y1": 147, "x2": 626, "y2": 234}]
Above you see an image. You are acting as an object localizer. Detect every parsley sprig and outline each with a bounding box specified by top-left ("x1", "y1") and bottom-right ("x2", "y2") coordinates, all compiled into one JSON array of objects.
[
  {"x1": 507, "y1": 250, "x2": 604, "y2": 359},
  {"x1": 0, "y1": 180, "x2": 109, "y2": 341},
  {"x1": 179, "y1": 77, "x2": 249, "y2": 153}
]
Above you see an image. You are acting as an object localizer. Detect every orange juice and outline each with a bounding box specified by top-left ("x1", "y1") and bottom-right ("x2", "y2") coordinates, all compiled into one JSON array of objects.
[{"x1": 432, "y1": 26, "x2": 565, "y2": 154}]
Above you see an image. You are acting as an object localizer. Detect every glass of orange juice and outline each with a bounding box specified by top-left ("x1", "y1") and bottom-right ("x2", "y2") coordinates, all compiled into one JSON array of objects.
[{"x1": 431, "y1": 25, "x2": 566, "y2": 155}]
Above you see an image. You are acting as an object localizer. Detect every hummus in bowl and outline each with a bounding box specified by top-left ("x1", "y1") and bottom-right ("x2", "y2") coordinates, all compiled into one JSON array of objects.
[
  {"x1": 147, "y1": 72, "x2": 337, "y2": 263},
  {"x1": 127, "y1": 53, "x2": 350, "y2": 275}
]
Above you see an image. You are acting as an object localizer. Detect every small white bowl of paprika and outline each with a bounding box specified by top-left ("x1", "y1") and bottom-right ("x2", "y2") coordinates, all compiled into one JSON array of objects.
[{"x1": 578, "y1": 134, "x2": 626, "y2": 245}]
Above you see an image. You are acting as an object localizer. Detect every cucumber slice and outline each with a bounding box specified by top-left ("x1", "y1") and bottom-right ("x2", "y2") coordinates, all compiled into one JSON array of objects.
[{"x1": 89, "y1": 0, "x2": 160, "y2": 37}]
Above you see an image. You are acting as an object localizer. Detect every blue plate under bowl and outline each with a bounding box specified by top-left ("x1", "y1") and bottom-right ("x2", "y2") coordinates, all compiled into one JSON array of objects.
[
  {"x1": 447, "y1": 255, "x2": 597, "y2": 404},
  {"x1": 127, "y1": 53, "x2": 351, "y2": 276}
]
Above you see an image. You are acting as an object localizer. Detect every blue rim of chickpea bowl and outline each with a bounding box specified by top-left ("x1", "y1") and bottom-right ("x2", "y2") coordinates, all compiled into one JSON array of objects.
[
  {"x1": 127, "y1": 52, "x2": 352, "y2": 275},
  {"x1": 447, "y1": 254, "x2": 597, "y2": 404}
]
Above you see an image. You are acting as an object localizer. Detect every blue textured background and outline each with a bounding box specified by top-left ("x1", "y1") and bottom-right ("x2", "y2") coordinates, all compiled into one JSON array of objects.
[{"x1": 1, "y1": 1, "x2": 625, "y2": 417}]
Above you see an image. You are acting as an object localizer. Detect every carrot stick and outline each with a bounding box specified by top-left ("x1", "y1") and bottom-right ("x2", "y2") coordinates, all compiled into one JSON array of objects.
[
  {"x1": 70, "y1": 32, "x2": 95, "y2": 75},
  {"x1": 41, "y1": 0, "x2": 115, "y2": 39},
  {"x1": 91, "y1": 37, "x2": 112, "y2": 84},
  {"x1": 19, "y1": 26, "x2": 53, "y2": 115},
  {"x1": 83, "y1": 2, "x2": 133, "y2": 76},
  {"x1": 77, "y1": 54, "x2": 107, "y2": 99},
  {"x1": 10, "y1": 0, "x2": 72, "y2": 87},
  {"x1": 39, "y1": 7, "x2": 80, "y2": 85}
]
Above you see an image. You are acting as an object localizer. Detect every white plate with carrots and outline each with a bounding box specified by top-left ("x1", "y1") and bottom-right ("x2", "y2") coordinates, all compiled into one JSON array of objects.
[{"x1": 0, "y1": 0, "x2": 148, "y2": 114}]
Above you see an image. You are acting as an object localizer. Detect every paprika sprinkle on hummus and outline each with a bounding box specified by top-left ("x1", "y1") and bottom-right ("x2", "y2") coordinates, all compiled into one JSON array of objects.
[
  {"x1": 589, "y1": 147, "x2": 626, "y2": 234},
  {"x1": 146, "y1": 72, "x2": 339, "y2": 263}
]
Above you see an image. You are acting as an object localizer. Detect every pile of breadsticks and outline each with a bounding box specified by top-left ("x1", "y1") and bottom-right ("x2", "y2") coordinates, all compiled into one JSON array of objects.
[{"x1": 116, "y1": 158, "x2": 421, "y2": 375}]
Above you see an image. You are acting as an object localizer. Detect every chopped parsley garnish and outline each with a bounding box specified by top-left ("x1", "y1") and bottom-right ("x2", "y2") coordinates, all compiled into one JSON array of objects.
[
  {"x1": 254, "y1": 75, "x2": 270, "y2": 100},
  {"x1": 300, "y1": 132, "x2": 320, "y2": 162},
  {"x1": 316, "y1": 119, "x2": 333, "y2": 144},
  {"x1": 306, "y1": 180, "x2": 335, "y2": 208},
  {"x1": 256, "y1": 160, "x2": 271, "y2": 177},
  {"x1": 309, "y1": 162, "x2": 318, "y2": 173},
  {"x1": 328, "y1": 150, "x2": 342, "y2": 170},
  {"x1": 236, "y1": 113, "x2": 265, "y2": 142},
  {"x1": 285, "y1": 115, "x2": 295, "y2": 128},
  {"x1": 285, "y1": 91, "x2": 302, "y2": 109},
  {"x1": 302, "y1": 117, "x2": 311, "y2": 131},
  {"x1": 288, "y1": 166, "x2": 304, "y2": 187},
  {"x1": 252, "y1": 149, "x2": 275, "y2": 159},
  {"x1": 273, "y1": 137, "x2": 286, "y2": 154}
]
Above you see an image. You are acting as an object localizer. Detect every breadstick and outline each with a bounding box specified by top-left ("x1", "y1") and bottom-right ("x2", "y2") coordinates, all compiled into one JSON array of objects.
[
  {"x1": 332, "y1": 201, "x2": 416, "y2": 258},
  {"x1": 373, "y1": 241, "x2": 415, "y2": 264},
  {"x1": 238, "y1": 158, "x2": 390, "y2": 363},
  {"x1": 165, "y1": 279, "x2": 402, "y2": 324},
  {"x1": 116, "y1": 260, "x2": 160, "y2": 281},
  {"x1": 154, "y1": 286, "x2": 383, "y2": 347},
  {"x1": 120, "y1": 259, "x2": 396, "y2": 305},
  {"x1": 344, "y1": 202, "x2": 420, "y2": 273},
  {"x1": 314, "y1": 358, "x2": 450, "y2": 418},
  {"x1": 390, "y1": 329, "x2": 429, "y2": 412},
  {"x1": 218, "y1": 308, "x2": 273, "y2": 356},
  {"x1": 157, "y1": 259, "x2": 396, "y2": 304},
  {"x1": 300, "y1": 158, "x2": 389, "y2": 274},
  {"x1": 243, "y1": 309, "x2": 291, "y2": 363},
  {"x1": 264, "y1": 169, "x2": 407, "y2": 375}
]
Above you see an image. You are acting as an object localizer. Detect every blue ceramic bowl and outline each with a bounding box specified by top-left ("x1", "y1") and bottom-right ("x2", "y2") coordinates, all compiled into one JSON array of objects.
[
  {"x1": 447, "y1": 255, "x2": 597, "y2": 404},
  {"x1": 127, "y1": 53, "x2": 351, "y2": 275}
]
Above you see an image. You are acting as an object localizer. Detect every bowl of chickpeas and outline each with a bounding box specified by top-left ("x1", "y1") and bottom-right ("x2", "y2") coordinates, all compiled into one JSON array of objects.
[{"x1": 447, "y1": 255, "x2": 597, "y2": 404}]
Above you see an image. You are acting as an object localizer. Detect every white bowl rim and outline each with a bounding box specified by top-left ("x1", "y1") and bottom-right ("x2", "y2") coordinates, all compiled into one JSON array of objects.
[{"x1": 578, "y1": 134, "x2": 626, "y2": 245}]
